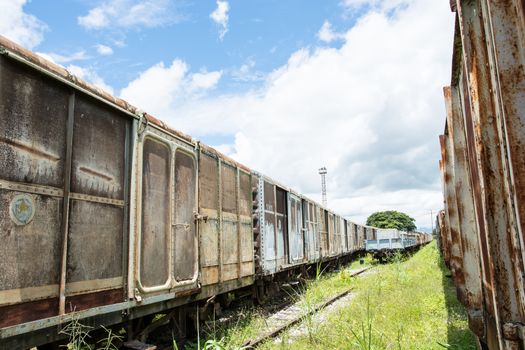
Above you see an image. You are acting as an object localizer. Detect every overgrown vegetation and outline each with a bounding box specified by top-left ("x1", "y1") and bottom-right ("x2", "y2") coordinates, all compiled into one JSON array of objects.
[
  {"x1": 366, "y1": 211, "x2": 417, "y2": 232},
  {"x1": 192, "y1": 258, "x2": 374, "y2": 349},
  {"x1": 59, "y1": 317, "x2": 123, "y2": 350},
  {"x1": 199, "y1": 242, "x2": 475, "y2": 350},
  {"x1": 259, "y1": 242, "x2": 475, "y2": 349}
]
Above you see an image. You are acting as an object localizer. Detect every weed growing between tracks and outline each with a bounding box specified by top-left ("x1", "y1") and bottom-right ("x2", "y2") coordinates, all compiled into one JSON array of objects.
[{"x1": 257, "y1": 242, "x2": 476, "y2": 350}]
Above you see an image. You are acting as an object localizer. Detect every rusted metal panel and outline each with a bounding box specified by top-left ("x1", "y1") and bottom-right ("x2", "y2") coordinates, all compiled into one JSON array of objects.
[
  {"x1": 198, "y1": 152, "x2": 220, "y2": 283},
  {"x1": 441, "y1": 131, "x2": 467, "y2": 303},
  {"x1": 458, "y1": 0, "x2": 524, "y2": 345},
  {"x1": 327, "y1": 213, "x2": 335, "y2": 256},
  {"x1": 263, "y1": 211, "x2": 277, "y2": 272},
  {"x1": 0, "y1": 190, "x2": 62, "y2": 297},
  {"x1": 221, "y1": 163, "x2": 239, "y2": 281},
  {"x1": 222, "y1": 219, "x2": 239, "y2": 265},
  {"x1": 275, "y1": 187, "x2": 287, "y2": 267},
  {"x1": 221, "y1": 163, "x2": 237, "y2": 214},
  {"x1": 173, "y1": 150, "x2": 197, "y2": 282},
  {"x1": 302, "y1": 199, "x2": 318, "y2": 262},
  {"x1": 440, "y1": 1, "x2": 525, "y2": 347},
  {"x1": 337, "y1": 216, "x2": 343, "y2": 254},
  {"x1": 239, "y1": 171, "x2": 253, "y2": 265},
  {"x1": 71, "y1": 96, "x2": 127, "y2": 199},
  {"x1": 66, "y1": 200, "x2": 124, "y2": 283},
  {"x1": 201, "y1": 266, "x2": 219, "y2": 284},
  {"x1": 319, "y1": 209, "x2": 328, "y2": 256},
  {"x1": 262, "y1": 180, "x2": 277, "y2": 273},
  {"x1": 240, "y1": 262, "x2": 254, "y2": 277},
  {"x1": 199, "y1": 152, "x2": 219, "y2": 210},
  {"x1": 439, "y1": 135, "x2": 455, "y2": 269},
  {"x1": 240, "y1": 221, "x2": 253, "y2": 263},
  {"x1": 0, "y1": 298, "x2": 58, "y2": 329},
  {"x1": 64, "y1": 289, "x2": 123, "y2": 313},
  {"x1": 357, "y1": 225, "x2": 365, "y2": 250},
  {"x1": 140, "y1": 138, "x2": 171, "y2": 288},
  {"x1": 0, "y1": 56, "x2": 68, "y2": 188},
  {"x1": 343, "y1": 219, "x2": 349, "y2": 253},
  {"x1": 259, "y1": 179, "x2": 290, "y2": 273},
  {"x1": 444, "y1": 85, "x2": 485, "y2": 335},
  {"x1": 487, "y1": 1, "x2": 525, "y2": 273},
  {"x1": 239, "y1": 171, "x2": 251, "y2": 216}
]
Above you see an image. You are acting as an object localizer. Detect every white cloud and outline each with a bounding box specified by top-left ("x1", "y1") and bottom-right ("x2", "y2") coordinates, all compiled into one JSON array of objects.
[
  {"x1": 67, "y1": 65, "x2": 115, "y2": 95},
  {"x1": 0, "y1": 0, "x2": 47, "y2": 49},
  {"x1": 190, "y1": 71, "x2": 223, "y2": 91},
  {"x1": 78, "y1": 0, "x2": 176, "y2": 30},
  {"x1": 341, "y1": 0, "x2": 410, "y2": 10},
  {"x1": 35, "y1": 50, "x2": 89, "y2": 64},
  {"x1": 119, "y1": 0, "x2": 453, "y2": 228},
  {"x1": 96, "y1": 44, "x2": 113, "y2": 55},
  {"x1": 120, "y1": 60, "x2": 222, "y2": 117},
  {"x1": 317, "y1": 21, "x2": 344, "y2": 43},
  {"x1": 210, "y1": 1, "x2": 229, "y2": 41},
  {"x1": 231, "y1": 58, "x2": 265, "y2": 82}
]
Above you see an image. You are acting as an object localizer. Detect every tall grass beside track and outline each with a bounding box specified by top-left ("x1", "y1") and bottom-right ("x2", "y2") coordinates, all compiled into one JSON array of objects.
[
  {"x1": 200, "y1": 242, "x2": 476, "y2": 350},
  {"x1": 260, "y1": 242, "x2": 476, "y2": 350}
]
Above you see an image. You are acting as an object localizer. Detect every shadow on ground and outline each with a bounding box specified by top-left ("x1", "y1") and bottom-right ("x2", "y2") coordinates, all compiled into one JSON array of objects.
[{"x1": 437, "y1": 253, "x2": 478, "y2": 350}]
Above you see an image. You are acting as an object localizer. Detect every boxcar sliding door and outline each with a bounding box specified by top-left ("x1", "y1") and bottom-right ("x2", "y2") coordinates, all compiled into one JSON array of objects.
[
  {"x1": 288, "y1": 193, "x2": 304, "y2": 264},
  {"x1": 173, "y1": 149, "x2": 197, "y2": 283},
  {"x1": 137, "y1": 132, "x2": 198, "y2": 295}
]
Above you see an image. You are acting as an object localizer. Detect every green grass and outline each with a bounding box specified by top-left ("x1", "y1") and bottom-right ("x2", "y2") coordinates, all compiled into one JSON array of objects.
[
  {"x1": 198, "y1": 243, "x2": 476, "y2": 350},
  {"x1": 259, "y1": 242, "x2": 476, "y2": 350}
]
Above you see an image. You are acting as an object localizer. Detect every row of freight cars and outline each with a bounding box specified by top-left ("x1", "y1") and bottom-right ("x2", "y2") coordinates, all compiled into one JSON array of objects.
[
  {"x1": 365, "y1": 229, "x2": 432, "y2": 260},
  {"x1": 438, "y1": 0, "x2": 525, "y2": 349},
  {"x1": 0, "y1": 35, "x2": 388, "y2": 349}
]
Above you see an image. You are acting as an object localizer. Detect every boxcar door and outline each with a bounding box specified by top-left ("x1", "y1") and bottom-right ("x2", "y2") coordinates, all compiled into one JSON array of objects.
[
  {"x1": 288, "y1": 193, "x2": 304, "y2": 264},
  {"x1": 139, "y1": 137, "x2": 172, "y2": 292},
  {"x1": 302, "y1": 200, "x2": 315, "y2": 261},
  {"x1": 138, "y1": 134, "x2": 198, "y2": 294},
  {"x1": 172, "y1": 149, "x2": 198, "y2": 284}
]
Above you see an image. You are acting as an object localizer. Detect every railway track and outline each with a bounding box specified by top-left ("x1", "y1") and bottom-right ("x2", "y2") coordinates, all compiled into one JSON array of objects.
[{"x1": 241, "y1": 266, "x2": 372, "y2": 348}]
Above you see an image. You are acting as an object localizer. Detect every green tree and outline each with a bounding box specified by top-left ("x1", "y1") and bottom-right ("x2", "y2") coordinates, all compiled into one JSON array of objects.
[{"x1": 366, "y1": 210, "x2": 417, "y2": 232}]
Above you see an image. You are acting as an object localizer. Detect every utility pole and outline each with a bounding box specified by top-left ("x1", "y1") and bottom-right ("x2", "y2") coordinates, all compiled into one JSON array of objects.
[{"x1": 319, "y1": 167, "x2": 327, "y2": 207}]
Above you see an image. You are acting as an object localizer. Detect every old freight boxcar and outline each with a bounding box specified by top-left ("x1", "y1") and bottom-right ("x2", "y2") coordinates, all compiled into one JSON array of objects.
[{"x1": 0, "y1": 34, "x2": 369, "y2": 349}]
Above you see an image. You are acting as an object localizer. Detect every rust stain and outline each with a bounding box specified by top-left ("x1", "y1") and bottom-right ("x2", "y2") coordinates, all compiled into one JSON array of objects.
[
  {"x1": 78, "y1": 166, "x2": 113, "y2": 182},
  {"x1": 0, "y1": 137, "x2": 60, "y2": 161}
]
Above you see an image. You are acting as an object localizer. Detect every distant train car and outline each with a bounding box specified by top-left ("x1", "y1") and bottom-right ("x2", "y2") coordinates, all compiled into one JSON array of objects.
[{"x1": 365, "y1": 229, "x2": 431, "y2": 260}]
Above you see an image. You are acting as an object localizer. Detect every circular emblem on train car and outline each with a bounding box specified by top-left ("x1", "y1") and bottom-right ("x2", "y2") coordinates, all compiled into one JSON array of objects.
[{"x1": 9, "y1": 194, "x2": 35, "y2": 226}]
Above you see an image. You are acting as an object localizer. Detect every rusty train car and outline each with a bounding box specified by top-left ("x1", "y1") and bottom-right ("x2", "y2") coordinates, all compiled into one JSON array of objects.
[
  {"x1": 438, "y1": 0, "x2": 525, "y2": 349},
  {"x1": 0, "y1": 35, "x2": 375, "y2": 349}
]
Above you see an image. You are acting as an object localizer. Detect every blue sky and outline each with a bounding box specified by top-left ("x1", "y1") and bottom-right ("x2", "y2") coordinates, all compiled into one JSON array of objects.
[
  {"x1": 24, "y1": 0, "x2": 359, "y2": 95},
  {"x1": 0, "y1": 0, "x2": 455, "y2": 229}
]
